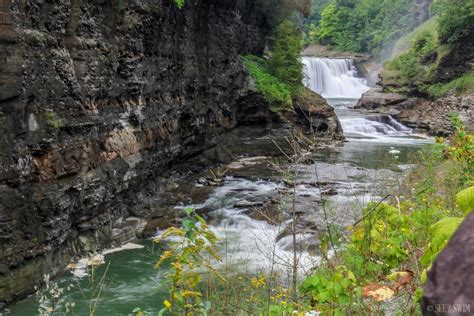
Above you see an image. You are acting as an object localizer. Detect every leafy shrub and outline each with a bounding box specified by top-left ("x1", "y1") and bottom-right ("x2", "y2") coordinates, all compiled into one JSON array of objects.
[
  {"x1": 153, "y1": 208, "x2": 221, "y2": 315},
  {"x1": 386, "y1": 51, "x2": 425, "y2": 85},
  {"x1": 385, "y1": 28, "x2": 440, "y2": 87},
  {"x1": 300, "y1": 265, "x2": 358, "y2": 307}
]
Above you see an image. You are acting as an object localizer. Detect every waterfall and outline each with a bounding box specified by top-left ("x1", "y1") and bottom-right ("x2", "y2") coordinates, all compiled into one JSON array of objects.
[
  {"x1": 302, "y1": 57, "x2": 370, "y2": 99},
  {"x1": 302, "y1": 56, "x2": 415, "y2": 139}
]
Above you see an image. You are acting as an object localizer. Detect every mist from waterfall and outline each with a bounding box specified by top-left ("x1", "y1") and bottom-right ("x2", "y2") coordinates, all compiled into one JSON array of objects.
[{"x1": 302, "y1": 57, "x2": 370, "y2": 99}]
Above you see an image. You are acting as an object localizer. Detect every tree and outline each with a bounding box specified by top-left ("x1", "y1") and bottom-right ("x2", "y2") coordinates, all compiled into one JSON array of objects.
[
  {"x1": 432, "y1": 0, "x2": 474, "y2": 44},
  {"x1": 270, "y1": 19, "x2": 304, "y2": 90}
]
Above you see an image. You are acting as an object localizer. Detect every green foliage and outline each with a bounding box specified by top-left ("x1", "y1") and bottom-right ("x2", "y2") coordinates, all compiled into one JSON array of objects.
[
  {"x1": 153, "y1": 207, "x2": 221, "y2": 315},
  {"x1": 270, "y1": 19, "x2": 304, "y2": 91},
  {"x1": 309, "y1": 0, "x2": 418, "y2": 55},
  {"x1": 431, "y1": 0, "x2": 474, "y2": 44},
  {"x1": 392, "y1": 17, "x2": 439, "y2": 57},
  {"x1": 442, "y1": 113, "x2": 474, "y2": 185},
  {"x1": 386, "y1": 50, "x2": 425, "y2": 85},
  {"x1": 300, "y1": 265, "x2": 358, "y2": 313},
  {"x1": 242, "y1": 56, "x2": 293, "y2": 109},
  {"x1": 174, "y1": 0, "x2": 185, "y2": 9},
  {"x1": 384, "y1": 26, "x2": 440, "y2": 88},
  {"x1": 43, "y1": 111, "x2": 65, "y2": 129},
  {"x1": 425, "y1": 71, "x2": 474, "y2": 98},
  {"x1": 456, "y1": 186, "x2": 474, "y2": 215},
  {"x1": 429, "y1": 217, "x2": 463, "y2": 249},
  {"x1": 241, "y1": 20, "x2": 304, "y2": 110},
  {"x1": 382, "y1": 1, "x2": 473, "y2": 93},
  {"x1": 299, "y1": 121, "x2": 474, "y2": 313}
]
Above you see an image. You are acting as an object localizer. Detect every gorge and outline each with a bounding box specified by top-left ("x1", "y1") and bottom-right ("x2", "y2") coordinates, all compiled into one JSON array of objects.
[
  {"x1": 8, "y1": 52, "x2": 432, "y2": 315},
  {"x1": 1, "y1": 0, "x2": 473, "y2": 314}
]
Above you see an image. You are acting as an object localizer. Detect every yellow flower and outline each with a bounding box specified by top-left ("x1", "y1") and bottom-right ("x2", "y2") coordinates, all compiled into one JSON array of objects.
[
  {"x1": 164, "y1": 300, "x2": 172, "y2": 309},
  {"x1": 281, "y1": 301, "x2": 287, "y2": 306},
  {"x1": 251, "y1": 276, "x2": 266, "y2": 288},
  {"x1": 180, "y1": 290, "x2": 202, "y2": 298}
]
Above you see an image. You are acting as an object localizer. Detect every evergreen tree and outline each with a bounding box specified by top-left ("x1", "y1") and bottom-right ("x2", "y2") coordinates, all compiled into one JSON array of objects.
[{"x1": 270, "y1": 19, "x2": 304, "y2": 91}]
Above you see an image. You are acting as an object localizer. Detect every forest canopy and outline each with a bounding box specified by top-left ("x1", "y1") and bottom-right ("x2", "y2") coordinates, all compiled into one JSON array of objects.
[{"x1": 304, "y1": 0, "x2": 434, "y2": 56}]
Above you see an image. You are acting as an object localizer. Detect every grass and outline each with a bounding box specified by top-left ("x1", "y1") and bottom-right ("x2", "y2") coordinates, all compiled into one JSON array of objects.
[
  {"x1": 425, "y1": 71, "x2": 474, "y2": 98},
  {"x1": 241, "y1": 55, "x2": 293, "y2": 110},
  {"x1": 392, "y1": 16, "x2": 438, "y2": 58}
]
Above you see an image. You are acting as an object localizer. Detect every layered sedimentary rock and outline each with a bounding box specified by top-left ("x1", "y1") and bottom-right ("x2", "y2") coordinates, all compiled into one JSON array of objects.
[{"x1": 0, "y1": 0, "x2": 275, "y2": 306}]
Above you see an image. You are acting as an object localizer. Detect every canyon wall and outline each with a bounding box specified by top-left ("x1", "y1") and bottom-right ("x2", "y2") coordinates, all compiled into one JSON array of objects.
[{"x1": 0, "y1": 0, "x2": 275, "y2": 306}]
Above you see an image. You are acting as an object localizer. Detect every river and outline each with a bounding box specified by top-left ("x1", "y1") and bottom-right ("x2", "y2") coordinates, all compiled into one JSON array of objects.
[{"x1": 6, "y1": 57, "x2": 432, "y2": 315}]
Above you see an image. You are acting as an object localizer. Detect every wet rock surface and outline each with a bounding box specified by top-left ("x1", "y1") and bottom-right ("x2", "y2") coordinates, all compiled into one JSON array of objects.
[
  {"x1": 293, "y1": 88, "x2": 344, "y2": 140},
  {"x1": 356, "y1": 88, "x2": 474, "y2": 136},
  {"x1": 422, "y1": 211, "x2": 474, "y2": 315}
]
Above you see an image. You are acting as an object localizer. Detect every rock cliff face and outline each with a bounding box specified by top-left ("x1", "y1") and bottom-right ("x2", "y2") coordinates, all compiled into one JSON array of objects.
[{"x1": 0, "y1": 0, "x2": 277, "y2": 306}]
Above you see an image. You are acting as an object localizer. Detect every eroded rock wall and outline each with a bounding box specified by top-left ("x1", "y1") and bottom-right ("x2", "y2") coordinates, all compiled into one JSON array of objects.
[{"x1": 0, "y1": 0, "x2": 271, "y2": 305}]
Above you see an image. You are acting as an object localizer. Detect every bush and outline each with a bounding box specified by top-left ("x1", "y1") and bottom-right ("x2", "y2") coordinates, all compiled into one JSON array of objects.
[{"x1": 432, "y1": 0, "x2": 474, "y2": 44}]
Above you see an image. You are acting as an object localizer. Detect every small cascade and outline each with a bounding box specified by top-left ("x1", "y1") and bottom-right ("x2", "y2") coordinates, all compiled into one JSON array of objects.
[
  {"x1": 341, "y1": 115, "x2": 412, "y2": 136},
  {"x1": 302, "y1": 57, "x2": 370, "y2": 99}
]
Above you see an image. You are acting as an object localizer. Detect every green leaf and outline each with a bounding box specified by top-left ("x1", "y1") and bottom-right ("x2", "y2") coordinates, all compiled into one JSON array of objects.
[
  {"x1": 203, "y1": 300, "x2": 212, "y2": 311},
  {"x1": 182, "y1": 218, "x2": 194, "y2": 233},
  {"x1": 185, "y1": 207, "x2": 194, "y2": 217},
  {"x1": 429, "y1": 217, "x2": 463, "y2": 249},
  {"x1": 317, "y1": 290, "x2": 331, "y2": 302},
  {"x1": 456, "y1": 186, "x2": 474, "y2": 215},
  {"x1": 158, "y1": 308, "x2": 167, "y2": 316}
]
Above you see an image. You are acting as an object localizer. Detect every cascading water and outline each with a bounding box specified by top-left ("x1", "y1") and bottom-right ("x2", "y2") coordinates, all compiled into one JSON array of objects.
[
  {"x1": 8, "y1": 57, "x2": 435, "y2": 316},
  {"x1": 302, "y1": 57, "x2": 370, "y2": 99},
  {"x1": 302, "y1": 56, "x2": 414, "y2": 139}
]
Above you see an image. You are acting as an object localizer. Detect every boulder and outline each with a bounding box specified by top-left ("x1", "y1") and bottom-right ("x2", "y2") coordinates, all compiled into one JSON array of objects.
[{"x1": 293, "y1": 88, "x2": 344, "y2": 139}]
